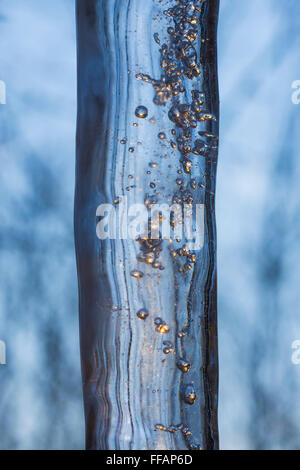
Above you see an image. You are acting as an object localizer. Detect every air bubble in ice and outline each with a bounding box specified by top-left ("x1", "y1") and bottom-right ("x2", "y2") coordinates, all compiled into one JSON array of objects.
[
  {"x1": 183, "y1": 384, "x2": 197, "y2": 405},
  {"x1": 135, "y1": 105, "x2": 148, "y2": 119}
]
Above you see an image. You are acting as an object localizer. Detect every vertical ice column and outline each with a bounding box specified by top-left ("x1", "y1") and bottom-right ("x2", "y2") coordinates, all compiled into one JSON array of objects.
[{"x1": 75, "y1": 0, "x2": 219, "y2": 450}]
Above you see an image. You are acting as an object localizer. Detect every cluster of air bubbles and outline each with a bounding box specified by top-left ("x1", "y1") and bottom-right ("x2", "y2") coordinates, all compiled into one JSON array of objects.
[
  {"x1": 128, "y1": 1, "x2": 214, "y2": 391},
  {"x1": 154, "y1": 317, "x2": 170, "y2": 334},
  {"x1": 136, "y1": 1, "x2": 205, "y2": 103},
  {"x1": 144, "y1": 194, "x2": 158, "y2": 209},
  {"x1": 132, "y1": 1, "x2": 218, "y2": 282},
  {"x1": 136, "y1": 235, "x2": 164, "y2": 271},
  {"x1": 155, "y1": 423, "x2": 183, "y2": 434},
  {"x1": 155, "y1": 422, "x2": 201, "y2": 450},
  {"x1": 136, "y1": 0, "x2": 204, "y2": 106},
  {"x1": 170, "y1": 243, "x2": 197, "y2": 274},
  {"x1": 176, "y1": 358, "x2": 191, "y2": 373},
  {"x1": 178, "y1": 330, "x2": 187, "y2": 339},
  {"x1": 134, "y1": 0, "x2": 218, "y2": 196},
  {"x1": 124, "y1": 3, "x2": 218, "y2": 444},
  {"x1": 182, "y1": 426, "x2": 202, "y2": 450},
  {"x1": 126, "y1": 184, "x2": 136, "y2": 192},
  {"x1": 163, "y1": 341, "x2": 174, "y2": 354}
]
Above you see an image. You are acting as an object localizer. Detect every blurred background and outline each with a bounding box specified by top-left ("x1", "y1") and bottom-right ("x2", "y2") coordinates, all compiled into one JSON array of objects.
[{"x1": 0, "y1": 0, "x2": 300, "y2": 450}]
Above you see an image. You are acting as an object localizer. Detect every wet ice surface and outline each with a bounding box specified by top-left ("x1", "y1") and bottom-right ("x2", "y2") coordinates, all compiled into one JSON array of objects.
[
  {"x1": 0, "y1": 0, "x2": 300, "y2": 450},
  {"x1": 76, "y1": 0, "x2": 218, "y2": 450}
]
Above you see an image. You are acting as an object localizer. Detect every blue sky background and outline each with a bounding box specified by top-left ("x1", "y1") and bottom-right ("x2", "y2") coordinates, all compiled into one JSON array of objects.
[{"x1": 0, "y1": 0, "x2": 300, "y2": 449}]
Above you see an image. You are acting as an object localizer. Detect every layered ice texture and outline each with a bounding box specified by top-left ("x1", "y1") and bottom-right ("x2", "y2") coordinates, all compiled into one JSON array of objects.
[{"x1": 75, "y1": 0, "x2": 219, "y2": 450}]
